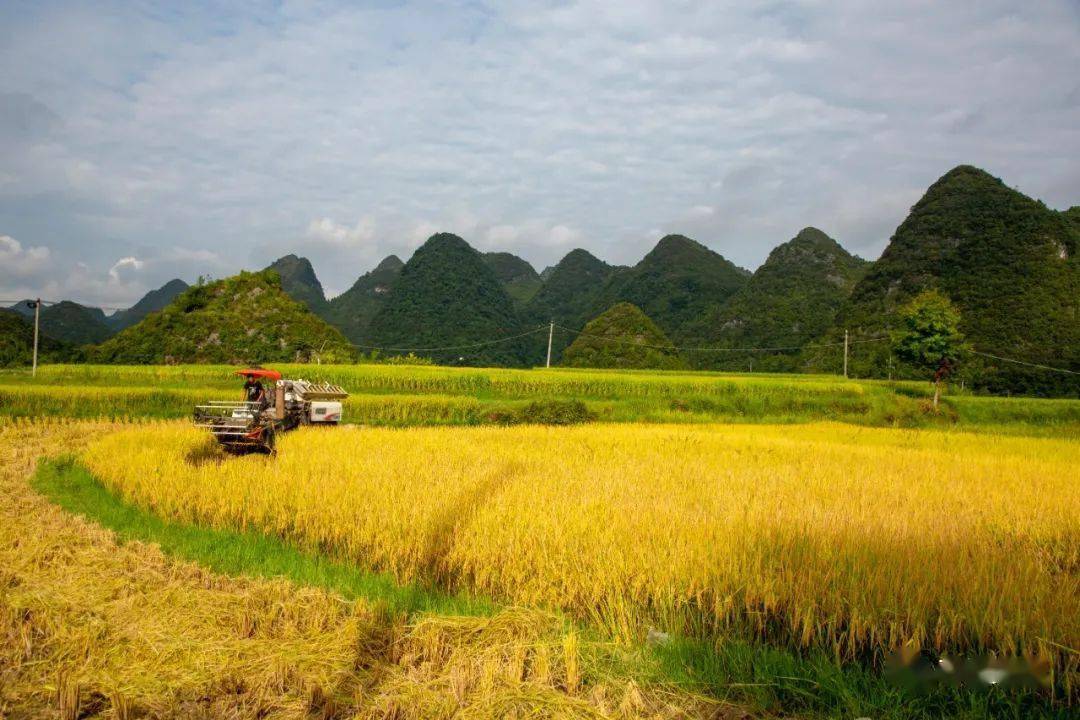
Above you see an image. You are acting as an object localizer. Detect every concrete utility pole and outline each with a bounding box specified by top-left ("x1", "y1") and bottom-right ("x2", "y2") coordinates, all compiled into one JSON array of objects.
[
  {"x1": 30, "y1": 298, "x2": 40, "y2": 378},
  {"x1": 545, "y1": 321, "x2": 554, "y2": 368},
  {"x1": 843, "y1": 329, "x2": 849, "y2": 379}
]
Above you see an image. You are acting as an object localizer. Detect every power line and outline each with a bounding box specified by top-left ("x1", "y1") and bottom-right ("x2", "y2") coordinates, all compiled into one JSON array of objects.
[
  {"x1": 556, "y1": 324, "x2": 1078, "y2": 377},
  {"x1": 5, "y1": 292, "x2": 1074, "y2": 377},
  {"x1": 348, "y1": 325, "x2": 547, "y2": 354},
  {"x1": 966, "y1": 348, "x2": 1080, "y2": 376},
  {"x1": 553, "y1": 323, "x2": 889, "y2": 353}
]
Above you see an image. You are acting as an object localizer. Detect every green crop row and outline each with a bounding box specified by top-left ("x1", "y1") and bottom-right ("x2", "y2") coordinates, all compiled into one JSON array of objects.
[{"x1": 2, "y1": 364, "x2": 1077, "y2": 435}]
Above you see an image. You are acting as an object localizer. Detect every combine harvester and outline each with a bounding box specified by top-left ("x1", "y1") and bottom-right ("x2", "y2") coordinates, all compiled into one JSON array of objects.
[{"x1": 193, "y1": 368, "x2": 348, "y2": 454}]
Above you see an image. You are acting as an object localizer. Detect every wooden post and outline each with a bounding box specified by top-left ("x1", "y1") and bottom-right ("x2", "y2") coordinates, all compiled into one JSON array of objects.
[
  {"x1": 843, "y1": 329, "x2": 849, "y2": 379},
  {"x1": 31, "y1": 298, "x2": 40, "y2": 378},
  {"x1": 545, "y1": 321, "x2": 554, "y2": 368}
]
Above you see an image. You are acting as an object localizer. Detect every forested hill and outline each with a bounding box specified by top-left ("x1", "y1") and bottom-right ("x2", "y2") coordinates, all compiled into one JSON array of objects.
[
  {"x1": 4, "y1": 164, "x2": 1075, "y2": 395},
  {"x1": 0, "y1": 309, "x2": 77, "y2": 367},
  {"x1": 563, "y1": 302, "x2": 684, "y2": 370},
  {"x1": 522, "y1": 248, "x2": 620, "y2": 360},
  {"x1": 34, "y1": 301, "x2": 114, "y2": 345},
  {"x1": 106, "y1": 279, "x2": 190, "y2": 331},
  {"x1": 266, "y1": 255, "x2": 328, "y2": 313},
  {"x1": 481, "y1": 252, "x2": 542, "y2": 306},
  {"x1": 1062, "y1": 206, "x2": 1080, "y2": 236},
  {"x1": 594, "y1": 234, "x2": 749, "y2": 342},
  {"x1": 323, "y1": 255, "x2": 404, "y2": 344},
  {"x1": 8, "y1": 279, "x2": 190, "y2": 340},
  {"x1": 832, "y1": 165, "x2": 1080, "y2": 395},
  {"x1": 88, "y1": 270, "x2": 354, "y2": 364},
  {"x1": 366, "y1": 234, "x2": 529, "y2": 366},
  {"x1": 683, "y1": 227, "x2": 868, "y2": 371}
]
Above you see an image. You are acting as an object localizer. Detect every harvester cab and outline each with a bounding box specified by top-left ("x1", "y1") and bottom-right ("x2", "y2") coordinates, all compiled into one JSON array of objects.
[{"x1": 193, "y1": 368, "x2": 348, "y2": 454}]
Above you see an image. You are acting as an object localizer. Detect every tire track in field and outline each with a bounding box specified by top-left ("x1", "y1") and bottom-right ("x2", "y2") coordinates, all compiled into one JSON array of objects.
[{"x1": 417, "y1": 458, "x2": 525, "y2": 585}]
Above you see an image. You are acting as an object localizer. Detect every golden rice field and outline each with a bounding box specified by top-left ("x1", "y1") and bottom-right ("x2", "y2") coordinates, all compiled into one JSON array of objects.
[
  {"x1": 0, "y1": 420, "x2": 725, "y2": 719},
  {"x1": 83, "y1": 422, "x2": 1080, "y2": 692}
]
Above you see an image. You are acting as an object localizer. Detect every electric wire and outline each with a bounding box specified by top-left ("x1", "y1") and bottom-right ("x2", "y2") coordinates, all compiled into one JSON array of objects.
[
  {"x1": 965, "y1": 348, "x2": 1080, "y2": 376},
  {"x1": 347, "y1": 325, "x2": 548, "y2": 353},
  {"x1": 553, "y1": 323, "x2": 888, "y2": 353}
]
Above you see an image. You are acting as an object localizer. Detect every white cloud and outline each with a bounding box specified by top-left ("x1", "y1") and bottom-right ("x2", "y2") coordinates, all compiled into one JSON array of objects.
[
  {"x1": 108, "y1": 256, "x2": 144, "y2": 282},
  {"x1": 305, "y1": 216, "x2": 376, "y2": 247},
  {"x1": 26, "y1": 259, "x2": 153, "y2": 309},
  {"x1": 0, "y1": 234, "x2": 51, "y2": 279},
  {"x1": 0, "y1": 236, "x2": 218, "y2": 307},
  {"x1": 1, "y1": 0, "x2": 1078, "y2": 297},
  {"x1": 547, "y1": 225, "x2": 582, "y2": 247},
  {"x1": 167, "y1": 247, "x2": 221, "y2": 263},
  {"x1": 736, "y1": 38, "x2": 825, "y2": 62},
  {"x1": 406, "y1": 221, "x2": 441, "y2": 248},
  {"x1": 485, "y1": 225, "x2": 521, "y2": 245}
]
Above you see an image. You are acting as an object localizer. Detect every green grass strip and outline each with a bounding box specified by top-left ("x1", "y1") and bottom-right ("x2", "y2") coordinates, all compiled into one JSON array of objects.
[
  {"x1": 32, "y1": 456, "x2": 495, "y2": 618},
  {"x1": 30, "y1": 457, "x2": 1070, "y2": 720}
]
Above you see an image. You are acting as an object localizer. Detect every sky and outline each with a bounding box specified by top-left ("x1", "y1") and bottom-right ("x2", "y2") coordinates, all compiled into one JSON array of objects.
[{"x1": 1, "y1": 1, "x2": 1078, "y2": 307}]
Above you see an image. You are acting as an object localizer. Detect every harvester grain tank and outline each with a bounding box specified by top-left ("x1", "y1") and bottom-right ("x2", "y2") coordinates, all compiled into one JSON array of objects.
[{"x1": 193, "y1": 368, "x2": 348, "y2": 454}]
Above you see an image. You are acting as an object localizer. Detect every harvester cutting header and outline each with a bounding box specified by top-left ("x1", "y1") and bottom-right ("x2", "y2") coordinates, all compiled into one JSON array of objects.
[{"x1": 193, "y1": 368, "x2": 348, "y2": 454}]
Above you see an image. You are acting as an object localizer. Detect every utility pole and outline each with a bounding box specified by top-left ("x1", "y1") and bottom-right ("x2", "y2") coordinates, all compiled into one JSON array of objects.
[
  {"x1": 545, "y1": 321, "x2": 554, "y2": 368},
  {"x1": 30, "y1": 298, "x2": 40, "y2": 378},
  {"x1": 843, "y1": 329, "x2": 849, "y2": 379}
]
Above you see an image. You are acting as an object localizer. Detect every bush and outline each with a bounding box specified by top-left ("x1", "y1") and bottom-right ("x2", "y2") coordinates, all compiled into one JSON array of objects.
[
  {"x1": 383, "y1": 353, "x2": 435, "y2": 366},
  {"x1": 516, "y1": 399, "x2": 593, "y2": 425},
  {"x1": 484, "y1": 399, "x2": 594, "y2": 426}
]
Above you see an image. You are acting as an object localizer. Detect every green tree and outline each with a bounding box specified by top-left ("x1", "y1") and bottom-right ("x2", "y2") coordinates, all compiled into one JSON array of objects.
[{"x1": 891, "y1": 290, "x2": 966, "y2": 409}]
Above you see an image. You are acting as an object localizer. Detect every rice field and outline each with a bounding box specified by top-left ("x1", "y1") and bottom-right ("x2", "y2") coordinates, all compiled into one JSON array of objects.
[
  {"x1": 82, "y1": 422, "x2": 1080, "y2": 696},
  {"x1": 3, "y1": 363, "x2": 884, "y2": 398},
  {"x1": 4, "y1": 363, "x2": 1080, "y2": 433},
  {"x1": 0, "y1": 419, "x2": 727, "y2": 719},
  {"x1": 5, "y1": 363, "x2": 1080, "y2": 716}
]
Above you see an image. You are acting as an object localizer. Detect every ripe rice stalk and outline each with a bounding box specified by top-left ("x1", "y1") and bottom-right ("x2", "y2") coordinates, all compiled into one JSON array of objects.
[
  {"x1": 1, "y1": 419, "x2": 725, "y2": 718},
  {"x1": 80, "y1": 421, "x2": 1080, "y2": 691}
]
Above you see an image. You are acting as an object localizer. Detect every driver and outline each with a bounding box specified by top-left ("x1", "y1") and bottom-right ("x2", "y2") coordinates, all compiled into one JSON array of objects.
[{"x1": 242, "y1": 374, "x2": 267, "y2": 407}]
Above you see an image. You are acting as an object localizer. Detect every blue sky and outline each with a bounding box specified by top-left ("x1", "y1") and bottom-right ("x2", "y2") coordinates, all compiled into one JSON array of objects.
[{"x1": 1, "y1": 0, "x2": 1078, "y2": 305}]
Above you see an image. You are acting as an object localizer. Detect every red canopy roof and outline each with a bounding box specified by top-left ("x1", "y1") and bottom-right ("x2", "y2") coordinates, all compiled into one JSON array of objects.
[{"x1": 235, "y1": 368, "x2": 282, "y2": 381}]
